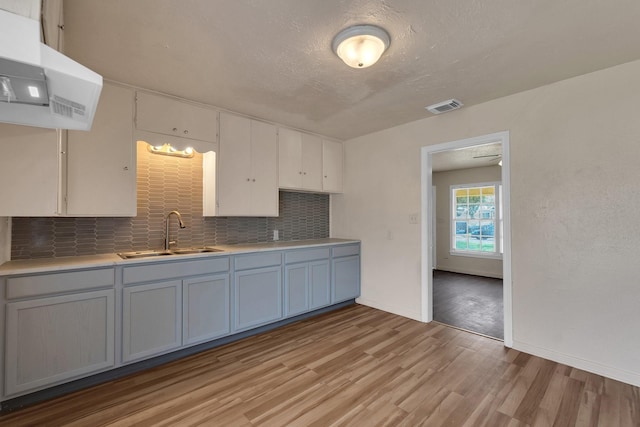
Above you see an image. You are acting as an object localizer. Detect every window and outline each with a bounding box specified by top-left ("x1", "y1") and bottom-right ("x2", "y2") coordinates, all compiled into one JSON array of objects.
[{"x1": 451, "y1": 182, "x2": 502, "y2": 258}]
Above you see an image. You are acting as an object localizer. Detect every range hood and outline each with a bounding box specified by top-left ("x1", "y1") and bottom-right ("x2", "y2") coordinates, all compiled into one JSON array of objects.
[{"x1": 0, "y1": 9, "x2": 102, "y2": 131}]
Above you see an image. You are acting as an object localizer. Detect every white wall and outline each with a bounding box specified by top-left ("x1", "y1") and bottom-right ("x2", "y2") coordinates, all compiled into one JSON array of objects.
[
  {"x1": 433, "y1": 166, "x2": 503, "y2": 278},
  {"x1": 332, "y1": 59, "x2": 640, "y2": 386}
]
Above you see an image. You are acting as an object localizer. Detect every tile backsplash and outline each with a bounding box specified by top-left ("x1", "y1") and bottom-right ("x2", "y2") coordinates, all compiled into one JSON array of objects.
[{"x1": 11, "y1": 143, "x2": 329, "y2": 260}]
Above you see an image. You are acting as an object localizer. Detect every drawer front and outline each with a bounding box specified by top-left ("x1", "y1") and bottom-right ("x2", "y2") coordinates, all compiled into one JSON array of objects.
[
  {"x1": 332, "y1": 244, "x2": 360, "y2": 258},
  {"x1": 234, "y1": 252, "x2": 282, "y2": 271},
  {"x1": 6, "y1": 268, "x2": 115, "y2": 300},
  {"x1": 285, "y1": 248, "x2": 330, "y2": 264},
  {"x1": 123, "y1": 257, "x2": 229, "y2": 285}
]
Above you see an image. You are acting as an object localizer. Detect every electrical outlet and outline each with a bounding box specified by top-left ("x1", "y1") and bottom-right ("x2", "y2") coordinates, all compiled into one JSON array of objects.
[
  {"x1": 273, "y1": 230, "x2": 279, "y2": 241},
  {"x1": 409, "y1": 213, "x2": 418, "y2": 224},
  {"x1": 387, "y1": 230, "x2": 393, "y2": 240}
]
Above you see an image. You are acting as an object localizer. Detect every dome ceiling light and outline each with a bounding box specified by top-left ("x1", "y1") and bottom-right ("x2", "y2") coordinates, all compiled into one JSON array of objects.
[{"x1": 332, "y1": 24, "x2": 390, "y2": 69}]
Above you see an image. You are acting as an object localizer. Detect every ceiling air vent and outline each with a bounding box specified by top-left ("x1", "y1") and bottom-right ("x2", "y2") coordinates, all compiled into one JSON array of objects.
[{"x1": 425, "y1": 99, "x2": 463, "y2": 115}]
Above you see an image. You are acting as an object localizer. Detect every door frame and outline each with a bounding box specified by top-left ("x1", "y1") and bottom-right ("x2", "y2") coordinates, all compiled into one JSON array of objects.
[{"x1": 420, "y1": 131, "x2": 513, "y2": 347}]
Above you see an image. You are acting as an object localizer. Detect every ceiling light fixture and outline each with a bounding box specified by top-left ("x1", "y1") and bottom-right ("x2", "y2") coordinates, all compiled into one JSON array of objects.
[{"x1": 332, "y1": 24, "x2": 390, "y2": 68}]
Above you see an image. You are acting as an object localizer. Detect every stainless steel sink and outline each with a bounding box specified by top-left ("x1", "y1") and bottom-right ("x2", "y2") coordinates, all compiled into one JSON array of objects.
[
  {"x1": 117, "y1": 247, "x2": 224, "y2": 259},
  {"x1": 170, "y1": 247, "x2": 224, "y2": 255}
]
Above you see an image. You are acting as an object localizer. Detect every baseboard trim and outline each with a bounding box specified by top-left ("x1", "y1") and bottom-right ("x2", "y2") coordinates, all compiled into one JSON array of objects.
[
  {"x1": 513, "y1": 340, "x2": 640, "y2": 387},
  {"x1": 355, "y1": 297, "x2": 422, "y2": 322},
  {"x1": 436, "y1": 267, "x2": 503, "y2": 279}
]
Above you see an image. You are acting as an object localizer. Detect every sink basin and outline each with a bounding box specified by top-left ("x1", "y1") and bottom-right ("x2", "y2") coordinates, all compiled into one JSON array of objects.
[
  {"x1": 170, "y1": 247, "x2": 224, "y2": 255},
  {"x1": 117, "y1": 247, "x2": 224, "y2": 259},
  {"x1": 117, "y1": 250, "x2": 174, "y2": 259}
]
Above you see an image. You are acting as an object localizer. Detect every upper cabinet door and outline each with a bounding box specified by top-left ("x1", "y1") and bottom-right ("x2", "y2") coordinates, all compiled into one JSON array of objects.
[
  {"x1": 300, "y1": 134, "x2": 323, "y2": 192},
  {"x1": 215, "y1": 113, "x2": 278, "y2": 217},
  {"x1": 0, "y1": 125, "x2": 61, "y2": 216},
  {"x1": 278, "y1": 127, "x2": 303, "y2": 189},
  {"x1": 135, "y1": 92, "x2": 217, "y2": 143},
  {"x1": 277, "y1": 128, "x2": 325, "y2": 192},
  {"x1": 249, "y1": 120, "x2": 278, "y2": 216},
  {"x1": 322, "y1": 140, "x2": 343, "y2": 193},
  {"x1": 66, "y1": 82, "x2": 136, "y2": 216},
  {"x1": 217, "y1": 112, "x2": 253, "y2": 216}
]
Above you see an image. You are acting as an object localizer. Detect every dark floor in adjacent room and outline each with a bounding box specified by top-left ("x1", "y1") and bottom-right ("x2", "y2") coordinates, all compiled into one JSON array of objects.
[{"x1": 433, "y1": 269, "x2": 504, "y2": 340}]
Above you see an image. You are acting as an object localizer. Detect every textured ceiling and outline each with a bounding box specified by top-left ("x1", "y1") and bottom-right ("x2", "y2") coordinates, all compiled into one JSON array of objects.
[
  {"x1": 432, "y1": 143, "x2": 501, "y2": 172},
  {"x1": 63, "y1": 0, "x2": 640, "y2": 140}
]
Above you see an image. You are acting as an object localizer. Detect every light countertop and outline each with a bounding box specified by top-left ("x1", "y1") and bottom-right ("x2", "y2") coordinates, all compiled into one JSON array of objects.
[{"x1": 0, "y1": 238, "x2": 359, "y2": 276}]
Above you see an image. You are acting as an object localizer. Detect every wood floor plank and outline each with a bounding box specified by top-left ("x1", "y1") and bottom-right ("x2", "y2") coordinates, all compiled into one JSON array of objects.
[{"x1": 1, "y1": 304, "x2": 638, "y2": 427}]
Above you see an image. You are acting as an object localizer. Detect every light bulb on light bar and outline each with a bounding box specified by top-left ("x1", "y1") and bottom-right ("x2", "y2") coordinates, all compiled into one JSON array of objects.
[
  {"x1": 332, "y1": 24, "x2": 390, "y2": 68},
  {"x1": 28, "y1": 85, "x2": 40, "y2": 98}
]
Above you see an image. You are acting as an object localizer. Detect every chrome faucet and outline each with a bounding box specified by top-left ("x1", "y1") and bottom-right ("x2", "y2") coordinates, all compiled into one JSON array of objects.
[{"x1": 164, "y1": 210, "x2": 186, "y2": 250}]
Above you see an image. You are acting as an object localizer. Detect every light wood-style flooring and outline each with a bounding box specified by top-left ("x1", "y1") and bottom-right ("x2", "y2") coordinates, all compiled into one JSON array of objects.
[{"x1": 1, "y1": 305, "x2": 638, "y2": 426}]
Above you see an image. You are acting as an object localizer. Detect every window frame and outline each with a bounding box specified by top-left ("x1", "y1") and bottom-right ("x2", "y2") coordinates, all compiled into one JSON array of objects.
[{"x1": 450, "y1": 181, "x2": 502, "y2": 259}]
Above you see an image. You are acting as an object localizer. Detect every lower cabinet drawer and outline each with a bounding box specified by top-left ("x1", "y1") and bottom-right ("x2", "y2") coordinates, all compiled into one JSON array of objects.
[
  {"x1": 5, "y1": 290, "x2": 115, "y2": 396},
  {"x1": 6, "y1": 268, "x2": 114, "y2": 300}
]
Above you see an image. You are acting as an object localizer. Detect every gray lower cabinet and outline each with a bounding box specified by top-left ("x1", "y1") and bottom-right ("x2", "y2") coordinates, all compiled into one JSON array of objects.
[
  {"x1": 182, "y1": 273, "x2": 230, "y2": 346},
  {"x1": 309, "y1": 260, "x2": 331, "y2": 309},
  {"x1": 121, "y1": 257, "x2": 231, "y2": 362},
  {"x1": 234, "y1": 252, "x2": 283, "y2": 331},
  {"x1": 332, "y1": 244, "x2": 361, "y2": 303},
  {"x1": 5, "y1": 289, "x2": 115, "y2": 396},
  {"x1": 284, "y1": 264, "x2": 308, "y2": 316},
  {"x1": 1, "y1": 242, "x2": 360, "y2": 402},
  {"x1": 284, "y1": 259, "x2": 330, "y2": 316},
  {"x1": 122, "y1": 280, "x2": 182, "y2": 363}
]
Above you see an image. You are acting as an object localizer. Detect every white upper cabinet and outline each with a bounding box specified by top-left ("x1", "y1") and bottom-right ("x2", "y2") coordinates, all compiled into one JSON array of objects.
[
  {"x1": 210, "y1": 112, "x2": 278, "y2": 217},
  {"x1": 0, "y1": 82, "x2": 136, "y2": 217},
  {"x1": 66, "y1": 82, "x2": 136, "y2": 216},
  {"x1": 278, "y1": 128, "x2": 343, "y2": 193},
  {"x1": 278, "y1": 128, "x2": 322, "y2": 192},
  {"x1": 0, "y1": 125, "x2": 61, "y2": 216},
  {"x1": 322, "y1": 140, "x2": 343, "y2": 193},
  {"x1": 135, "y1": 91, "x2": 217, "y2": 144}
]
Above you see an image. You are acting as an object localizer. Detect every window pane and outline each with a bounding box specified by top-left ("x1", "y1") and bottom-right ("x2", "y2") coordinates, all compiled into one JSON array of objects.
[
  {"x1": 481, "y1": 239, "x2": 495, "y2": 252},
  {"x1": 468, "y1": 204, "x2": 480, "y2": 218},
  {"x1": 482, "y1": 194, "x2": 495, "y2": 203},
  {"x1": 455, "y1": 235, "x2": 468, "y2": 250},
  {"x1": 455, "y1": 206, "x2": 468, "y2": 219},
  {"x1": 455, "y1": 221, "x2": 467, "y2": 235},
  {"x1": 468, "y1": 220, "x2": 480, "y2": 236},
  {"x1": 479, "y1": 205, "x2": 494, "y2": 219},
  {"x1": 468, "y1": 238, "x2": 481, "y2": 251},
  {"x1": 480, "y1": 221, "x2": 494, "y2": 237}
]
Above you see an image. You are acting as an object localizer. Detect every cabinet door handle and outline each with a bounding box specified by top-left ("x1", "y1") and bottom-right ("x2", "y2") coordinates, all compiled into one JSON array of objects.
[
  {"x1": 303, "y1": 172, "x2": 307, "y2": 175},
  {"x1": 246, "y1": 178, "x2": 250, "y2": 181},
  {"x1": 172, "y1": 127, "x2": 178, "y2": 132},
  {"x1": 299, "y1": 171, "x2": 303, "y2": 175},
  {"x1": 184, "y1": 130, "x2": 189, "y2": 135},
  {"x1": 123, "y1": 166, "x2": 129, "y2": 171},
  {"x1": 324, "y1": 175, "x2": 327, "y2": 178},
  {"x1": 252, "y1": 179, "x2": 256, "y2": 182}
]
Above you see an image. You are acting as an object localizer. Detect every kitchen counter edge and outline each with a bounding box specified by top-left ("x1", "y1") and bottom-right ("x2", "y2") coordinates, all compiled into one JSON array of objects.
[{"x1": 0, "y1": 238, "x2": 360, "y2": 276}]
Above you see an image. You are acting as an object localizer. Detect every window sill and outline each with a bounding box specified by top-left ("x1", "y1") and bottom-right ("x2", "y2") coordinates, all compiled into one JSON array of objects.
[{"x1": 450, "y1": 251, "x2": 503, "y2": 260}]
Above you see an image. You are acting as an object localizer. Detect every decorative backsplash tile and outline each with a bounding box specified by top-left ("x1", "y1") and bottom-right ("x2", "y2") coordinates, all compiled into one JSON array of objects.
[{"x1": 11, "y1": 143, "x2": 329, "y2": 260}]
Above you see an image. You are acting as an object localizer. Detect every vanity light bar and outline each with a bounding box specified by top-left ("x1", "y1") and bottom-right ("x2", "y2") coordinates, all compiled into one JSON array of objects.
[{"x1": 146, "y1": 143, "x2": 194, "y2": 158}]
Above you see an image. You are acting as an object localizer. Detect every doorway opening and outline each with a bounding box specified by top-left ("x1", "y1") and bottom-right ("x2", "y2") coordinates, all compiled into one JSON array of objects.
[{"x1": 421, "y1": 131, "x2": 513, "y2": 347}]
